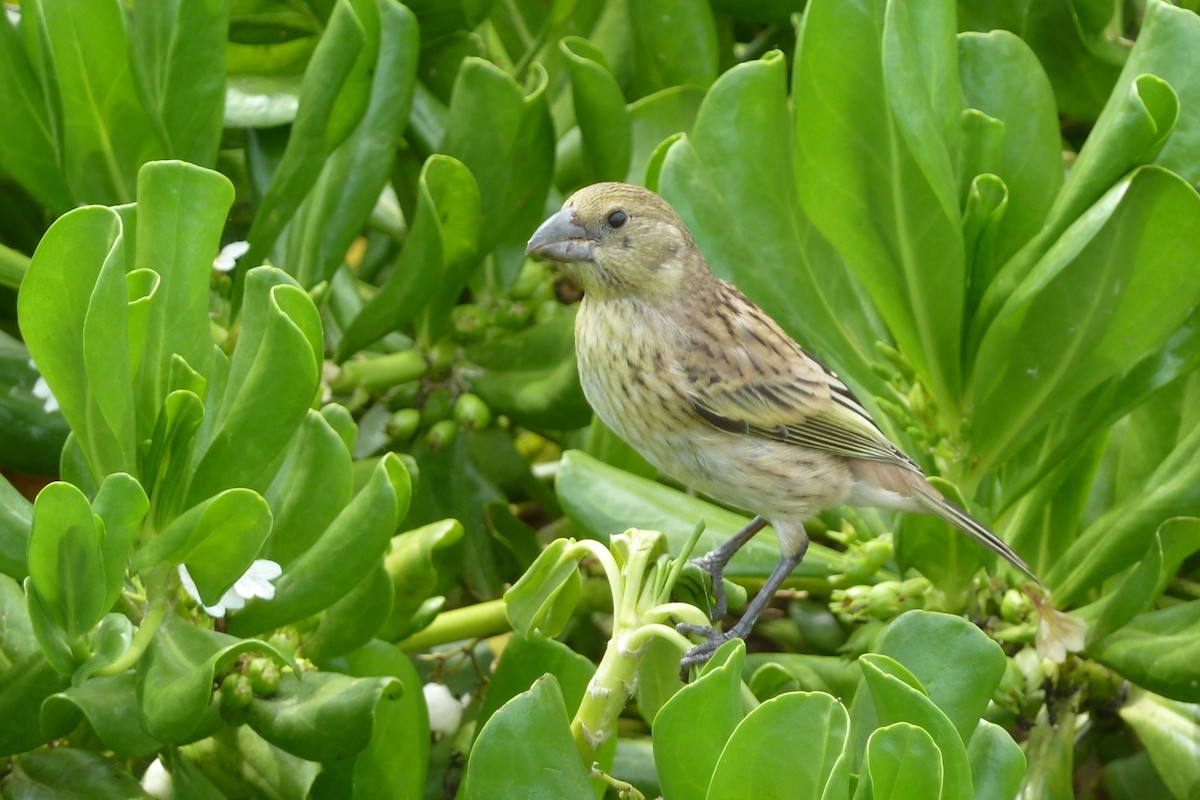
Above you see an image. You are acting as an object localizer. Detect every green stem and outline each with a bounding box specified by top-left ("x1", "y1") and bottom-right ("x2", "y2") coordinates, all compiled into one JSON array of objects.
[
  {"x1": 396, "y1": 600, "x2": 509, "y2": 651},
  {"x1": 0, "y1": 243, "x2": 30, "y2": 290},
  {"x1": 571, "y1": 636, "x2": 643, "y2": 766}
]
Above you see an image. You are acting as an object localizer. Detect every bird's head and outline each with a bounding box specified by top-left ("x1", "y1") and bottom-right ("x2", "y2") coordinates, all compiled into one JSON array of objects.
[{"x1": 525, "y1": 183, "x2": 709, "y2": 301}]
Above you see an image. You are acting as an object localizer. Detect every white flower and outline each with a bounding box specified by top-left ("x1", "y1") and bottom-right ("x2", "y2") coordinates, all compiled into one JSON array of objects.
[
  {"x1": 213, "y1": 240, "x2": 250, "y2": 272},
  {"x1": 179, "y1": 559, "x2": 282, "y2": 618},
  {"x1": 28, "y1": 359, "x2": 60, "y2": 413},
  {"x1": 1035, "y1": 604, "x2": 1088, "y2": 664},
  {"x1": 140, "y1": 758, "x2": 172, "y2": 799},
  {"x1": 423, "y1": 683, "x2": 469, "y2": 739}
]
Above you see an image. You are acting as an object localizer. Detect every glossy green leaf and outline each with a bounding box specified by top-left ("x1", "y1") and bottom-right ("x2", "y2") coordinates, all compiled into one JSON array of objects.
[
  {"x1": 40, "y1": 0, "x2": 166, "y2": 204},
  {"x1": 5, "y1": 748, "x2": 151, "y2": 799},
  {"x1": 228, "y1": 453, "x2": 409, "y2": 636},
  {"x1": 242, "y1": 0, "x2": 372, "y2": 267},
  {"x1": 303, "y1": 562, "x2": 393, "y2": 661},
  {"x1": 708, "y1": 691, "x2": 850, "y2": 800},
  {"x1": 465, "y1": 311, "x2": 591, "y2": 431},
  {"x1": 504, "y1": 537, "x2": 586, "y2": 639},
  {"x1": 287, "y1": 0, "x2": 420, "y2": 288},
  {"x1": 128, "y1": 0, "x2": 228, "y2": 166},
  {"x1": 557, "y1": 450, "x2": 853, "y2": 581},
  {"x1": 0, "y1": 16, "x2": 71, "y2": 212},
  {"x1": 1089, "y1": 599, "x2": 1200, "y2": 702},
  {"x1": 338, "y1": 155, "x2": 479, "y2": 359},
  {"x1": 132, "y1": 162, "x2": 233, "y2": 440},
  {"x1": 875, "y1": 610, "x2": 1007, "y2": 745},
  {"x1": 178, "y1": 726, "x2": 321, "y2": 799},
  {"x1": 629, "y1": 0, "x2": 718, "y2": 98},
  {"x1": 20, "y1": 206, "x2": 138, "y2": 478},
  {"x1": 0, "y1": 472, "x2": 33, "y2": 580},
  {"x1": 441, "y1": 57, "x2": 553, "y2": 277},
  {"x1": 859, "y1": 654, "x2": 974, "y2": 800},
  {"x1": 0, "y1": 574, "x2": 69, "y2": 756},
  {"x1": 92, "y1": 473, "x2": 149, "y2": 611},
  {"x1": 244, "y1": 670, "x2": 402, "y2": 763},
  {"x1": 561, "y1": 36, "x2": 631, "y2": 182},
  {"x1": 462, "y1": 674, "x2": 593, "y2": 798},
  {"x1": 1018, "y1": 709, "x2": 1077, "y2": 800},
  {"x1": 73, "y1": 612, "x2": 134, "y2": 684},
  {"x1": 972, "y1": 166, "x2": 1200, "y2": 471},
  {"x1": 262, "y1": 409, "x2": 354, "y2": 568},
  {"x1": 312, "y1": 640, "x2": 430, "y2": 800},
  {"x1": 793, "y1": 0, "x2": 964, "y2": 408},
  {"x1": 0, "y1": 337, "x2": 71, "y2": 477},
  {"x1": 143, "y1": 390, "x2": 206, "y2": 531},
  {"x1": 42, "y1": 672, "x2": 163, "y2": 758},
  {"x1": 654, "y1": 639, "x2": 745, "y2": 800},
  {"x1": 1118, "y1": 690, "x2": 1200, "y2": 800},
  {"x1": 136, "y1": 612, "x2": 290, "y2": 742},
  {"x1": 27, "y1": 482, "x2": 106, "y2": 640},
  {"x1": 380, "y1": 518, "x2": 464, "y2": 641},
  {"x1": 188, "y1": 268, "x2": 322, "y2": 505},
  {"x1": 1019, "y1": 0, "x2": 1127, "y2": 121},
  {"x1": 967, "y1": 720, "x2": 1027, "y2": 800},
  {"x1": 475, "y1": 632, "x2": 595, "y2": 736},
  {"x1": 660, "y1": 50, "x2": 889, "y2": 407},
  {"x1": 862, "y1": 723, "x2": 942, "y2": 800}
]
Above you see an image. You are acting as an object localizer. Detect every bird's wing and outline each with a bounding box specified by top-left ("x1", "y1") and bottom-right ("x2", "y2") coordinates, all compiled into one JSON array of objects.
[{"x1": 684, "y1": 343, "x2": 919, "y2": 471}]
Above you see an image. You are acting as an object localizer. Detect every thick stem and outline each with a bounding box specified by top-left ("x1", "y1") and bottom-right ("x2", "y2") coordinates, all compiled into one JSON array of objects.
[{"x1": 571, "y1": 635, "x2": 643, "y2": 766}]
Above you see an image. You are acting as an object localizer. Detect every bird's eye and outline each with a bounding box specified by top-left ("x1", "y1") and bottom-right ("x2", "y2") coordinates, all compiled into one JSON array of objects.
[{"x1": 607, "y1": 210, "x2": 627, "y2": 228}]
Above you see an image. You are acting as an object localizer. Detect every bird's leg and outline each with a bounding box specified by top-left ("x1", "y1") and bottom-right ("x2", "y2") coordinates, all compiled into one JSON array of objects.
[
  {"x1": 678, "y1": 536, "x2": 809, "y2": 680},
  {"x1": 690, "y1": 515, "x2": 768, "y2": 621}
]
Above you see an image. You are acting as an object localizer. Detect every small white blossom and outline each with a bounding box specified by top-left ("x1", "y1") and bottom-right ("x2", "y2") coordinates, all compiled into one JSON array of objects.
[
  {"x1": 213, "y1": 240, "x2": 250, "y2": 272},
  {"x1": 423, "y1": 683, "x2": 469, "y2": 739},
  {"x1": 140, "y1": 758, "x2": 172, "y2": 799},
  {"x1": 179, "y1": 559, "x2": 282, "y2": 618},
  {"x1": 1036, "y1": 605, "x2": 1088, "y2": 664}
]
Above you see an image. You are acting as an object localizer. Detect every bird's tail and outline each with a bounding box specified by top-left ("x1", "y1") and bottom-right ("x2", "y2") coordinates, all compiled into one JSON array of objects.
[{"x1": 911, "y1": 485, "x2": 1042, "y2": 586}]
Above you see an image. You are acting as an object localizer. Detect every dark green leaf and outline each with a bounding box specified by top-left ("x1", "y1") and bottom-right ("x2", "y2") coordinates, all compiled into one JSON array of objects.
[{"x1": 6, "y1": 748, "x2": 150, "y2": 799}]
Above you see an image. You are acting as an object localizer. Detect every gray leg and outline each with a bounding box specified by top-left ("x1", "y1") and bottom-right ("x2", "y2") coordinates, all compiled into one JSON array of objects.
[
  {"x1": 691, "y1": 516, "x2": 768, "y2": 621},
  {"x1": 678, "y1": 534, "x2": 809, "y2": 680}
]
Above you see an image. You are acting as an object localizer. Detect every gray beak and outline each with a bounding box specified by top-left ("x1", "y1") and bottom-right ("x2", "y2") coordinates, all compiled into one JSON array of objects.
[{"x1": 525, "y1": 207, "x2": 594, "y2": 263}]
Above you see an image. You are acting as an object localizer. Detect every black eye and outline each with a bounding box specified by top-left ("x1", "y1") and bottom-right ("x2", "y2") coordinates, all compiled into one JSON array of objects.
[{"x1": 607, "y1": 210, "x2": 627, "y2": 228}]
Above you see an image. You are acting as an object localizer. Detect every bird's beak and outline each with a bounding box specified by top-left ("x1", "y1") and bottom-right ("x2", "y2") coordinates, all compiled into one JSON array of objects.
[{"x1": 525, "y1": 207, "x2": 594, "y2": 263}]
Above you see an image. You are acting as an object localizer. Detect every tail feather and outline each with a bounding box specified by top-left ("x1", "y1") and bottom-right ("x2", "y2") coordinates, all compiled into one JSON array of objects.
[{"x1": 911, "y1": 486, "x2": 1042, "y2": 586}]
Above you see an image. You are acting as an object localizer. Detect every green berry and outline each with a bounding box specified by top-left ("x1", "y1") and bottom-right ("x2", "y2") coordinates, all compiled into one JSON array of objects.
[
  {"x1": 221, "y1": 674, "x2": 254, "y2": 711},
  {"x1": 388, "y1": 408, "x2": 422, "y2": 443},
  {"x1": 453, "y1": 393, "x2": 491, "y2": 431},
  {"x1": 426, "y1": 419, "x2": 458, "y2": 451},
  {"x1": 450, "y1": 304, "x2": 488, "y2": 343},
  {"x1": 247, "y1": 657, "x2": 281, "y2": 696}
]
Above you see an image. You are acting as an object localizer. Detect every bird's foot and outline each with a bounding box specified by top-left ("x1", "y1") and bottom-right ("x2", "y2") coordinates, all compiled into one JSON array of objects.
[
  {"x1": 676, "y1": 623, "x2": 736, "y2": 681},
  {"x1": 688, "y1": 553, "x2": 730, "y2": 622}
]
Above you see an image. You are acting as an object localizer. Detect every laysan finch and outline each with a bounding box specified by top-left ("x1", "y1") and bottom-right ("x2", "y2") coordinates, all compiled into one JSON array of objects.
[{"x1": 526, "y1": 182, "x2": 1071, "y2": 673}]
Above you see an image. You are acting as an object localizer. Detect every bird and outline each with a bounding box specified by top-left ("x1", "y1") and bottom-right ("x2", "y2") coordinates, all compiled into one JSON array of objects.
[{"x1": 525, "y1": 182, "x2": 1040, "y2": 674}]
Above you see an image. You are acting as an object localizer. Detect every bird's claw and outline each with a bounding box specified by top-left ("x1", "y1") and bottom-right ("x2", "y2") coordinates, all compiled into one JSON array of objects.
[
  {"x1": 688, "y1": 554, "x2": 729, "y2": 622},
  {"x1": 676, "y1": 622, "x2": 734, "y2": 681}
]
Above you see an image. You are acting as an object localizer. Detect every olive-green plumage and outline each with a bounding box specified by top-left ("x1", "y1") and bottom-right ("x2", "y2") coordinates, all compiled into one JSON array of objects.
[{"x1": 526, "y1": 182, "x2": 1037, "y2": 668}]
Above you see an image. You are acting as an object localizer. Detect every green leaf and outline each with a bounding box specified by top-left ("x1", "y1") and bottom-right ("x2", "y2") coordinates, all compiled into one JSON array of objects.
[
  {"x1": 0, "y1": 574, "x2": 70, "y2": 756},
  {"x1": 40, "y1": 0, "x2": 166, "y2": 204},
  {"x1": 967, "y1": 720, "x2": 1027, "y2": 800},
  {"x1": 465, "y1": 311, "x2": 591, "y2": 431},
  {"x1": 708, "y1": 692, "x2": 850, "y2": 800},
  {"x1": 874, "y1": 610, "x2": 1007, "y2": 745},
  {"x1": 337, "y1": 154, "x2": 480, "y2": 359},
  {"x1": 653, "y1": 639, "x2": 746, "y2": 800},
  {"x1": 244, "y1": 670, "x2": 402, "y2": 763},
  {"x1": 1089, "y1": 599, "x2": 1200, "y2": 702},
  {"x1": 462, "y1": 674, "x2": 593, "y2": 798},
  {"x1": 136, "y1": 612, "x2": 291, "y2": 742},
  {"x1": 27, "y1": 482, "x2": 107, "y2": 640},
  {"x1": 188, "y1": 268, "x2": 322, "y2": 505},
  {"x1": 503, "y1": 538, "x2": 586, "y2": 639},
  {"x1": 303, "y1": 563, "x2": 393, "y2": 661},
  {"x1": 862, "y1": 723, "x2": 942, "y2": 800},
  {"x1": 0, "y1": 473, "x2": 33, "y2": 580},
  {"x1": 92, "y1": 473, "x2": 149, "y2": 611},
  {"x1": 380, "y1": 518, "x2": 464, "y2": 641},
  {"x1": 560, "y1": 36, "x2": 631, "y2": 182},
  {"x1": 42, "y1": 672, "x2": 163, "y2": 758},
  {"x1": 6, "y1": 748, "x2": 151, "y2": 799},
  {"x1": 629, "y1": 0, "x2": 718, "y2": 98},
  {"x1": 859, "y1": 654, "x2": 974, "y2": 800},
  {"x1": 793, "y1": 0, "x2": 964, "y2": 408},
  {"x1": 972, "y1": 166, "x2": 1200, "y2": 471},
  {"x1": 19, "y1": 206, "x2": 138, "y2": 478},
  {"x1": 128, "y1": 0, "x2": 229, "y2": 166},
  {"x1": 242, "y1": 0, "x2": 373, "y2": 267},
  {"x1": 557, "y1": 450, "x2": 853, "y2": 582},
  {"x1": 311, "y1": 640, "x2": 430, "y2": 800},
  {"x1": 441, "y1": 57, "x2": 553, "y2": 278},
  {"x1": 475, "y1": 632, "x2": 595, "y2": 736},
  {"x1": 0, "y1": 15, "x2": 71, "y2": 212},
  {"x1": 178, "y1": 726, "x2": 321, "y2": 798},
  {"x1": 287, "y1": 0, "x2": 420, "y2": 288},
  {"x1": 1118, "y1": 690, "x2": 1200, "y2": 800},
  {"x1": 1019, "y1": 0, "x2": 1126, "y2": 121},
  {"x1": 1018, "y1": 709, "x2": 1077, "y2": 800},
  {"x1": 73, "y1": 611, "x2": 133, "y2": 683},
  {"x1": 228, "y1": 453, "x2": 409, "y2": 636},
  {"x1": 132, "y1": 161, "x2": 233, "y2": 439}
]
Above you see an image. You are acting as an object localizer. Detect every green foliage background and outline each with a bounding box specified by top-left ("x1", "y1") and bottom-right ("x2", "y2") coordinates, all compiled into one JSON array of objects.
[{"x1": 1, "y1": 0, "x2": 1199, "y2": 797}]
